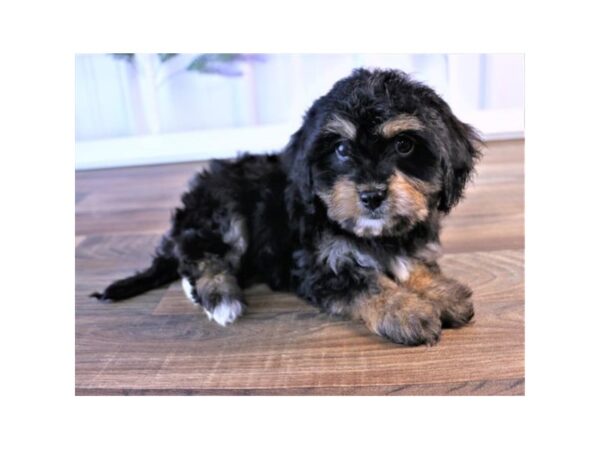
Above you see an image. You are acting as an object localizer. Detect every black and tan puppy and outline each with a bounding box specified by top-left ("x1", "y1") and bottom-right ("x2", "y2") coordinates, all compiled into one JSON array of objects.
[{"x1": 92, "y1": 68, "x2": 481, "y2": 346}]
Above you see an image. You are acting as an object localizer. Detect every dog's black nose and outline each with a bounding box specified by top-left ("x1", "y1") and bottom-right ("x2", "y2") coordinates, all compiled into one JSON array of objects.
[{"x1": 359, "y1": 188, "x2": 387, "y2": 210}]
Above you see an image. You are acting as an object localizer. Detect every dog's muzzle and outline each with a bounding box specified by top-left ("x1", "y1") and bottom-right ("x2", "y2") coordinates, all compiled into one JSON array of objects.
[{"x1": 359, "y1": 187, "x2": 387, "y2": 211}]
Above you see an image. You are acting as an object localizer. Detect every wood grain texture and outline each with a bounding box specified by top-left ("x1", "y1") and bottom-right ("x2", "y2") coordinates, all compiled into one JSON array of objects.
[{"x1": 75, "y1": 139, "x2": 524, "y2": 395}]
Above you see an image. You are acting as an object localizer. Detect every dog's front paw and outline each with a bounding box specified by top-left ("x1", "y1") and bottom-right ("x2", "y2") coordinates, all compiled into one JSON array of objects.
[
  {"x1": 438, "y1": 281, "x2": 474, "y2": 328},
  {"x1": 377, "y1": 296, "x2": 442, "y2": 346}
]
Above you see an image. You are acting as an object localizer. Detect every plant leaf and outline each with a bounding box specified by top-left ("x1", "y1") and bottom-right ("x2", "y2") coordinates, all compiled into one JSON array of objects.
[
  {"x1": 158, "y1": 53, "x2": 178, "y2": 63},
  {"x1": 110, "y1": 53, "x2": 135, "y2": 63},
  {"x1": 186, "y1": 54, "x2": 251, "y2": 76}
]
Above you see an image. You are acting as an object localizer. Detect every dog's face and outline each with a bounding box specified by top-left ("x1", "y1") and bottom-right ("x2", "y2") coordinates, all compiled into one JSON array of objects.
[
  {"x1": 285, "y1": 69, "x2": 480, "y2": 238},
  {"x1": 313, "y1": 112, "x2": 437, "y2": 237}
]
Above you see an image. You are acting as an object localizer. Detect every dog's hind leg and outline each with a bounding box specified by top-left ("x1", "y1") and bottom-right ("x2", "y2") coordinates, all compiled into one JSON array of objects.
[
  {"x1": 180, "y1": 257, "x2": 245, "y2": 326},
  {"x1": 91, "y1": 236, "x2": 179, "y2": 301},
  {"x1": 177, "y1": 213, "x2": 249, "y2": 326}
]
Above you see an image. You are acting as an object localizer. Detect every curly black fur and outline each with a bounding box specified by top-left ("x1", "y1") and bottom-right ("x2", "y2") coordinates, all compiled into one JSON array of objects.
[{"x1": 92, "y1": 68, "x2": 481, "y2": 345}]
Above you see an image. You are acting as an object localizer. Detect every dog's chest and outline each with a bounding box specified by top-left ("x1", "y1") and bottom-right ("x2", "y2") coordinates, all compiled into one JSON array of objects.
[{"x1": 316, "y1": 233, "x2": 439, "y2": 281}]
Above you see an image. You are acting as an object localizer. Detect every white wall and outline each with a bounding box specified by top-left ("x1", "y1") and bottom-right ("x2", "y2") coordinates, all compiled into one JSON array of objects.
[{"x1": 75, "y1": 53, "x2": 524, "y2": 169}]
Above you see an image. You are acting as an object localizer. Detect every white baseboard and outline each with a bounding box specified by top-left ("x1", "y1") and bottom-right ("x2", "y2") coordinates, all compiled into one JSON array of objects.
[
  {"x1": 459, "y1": 108, "x2": 524, "y2": 141},
  {"x1": 75, "y1": 109, "x2": 523, "y2": 170},
  {"x1": 75, "y1": 123, "x2": 299, "y2": 170}
]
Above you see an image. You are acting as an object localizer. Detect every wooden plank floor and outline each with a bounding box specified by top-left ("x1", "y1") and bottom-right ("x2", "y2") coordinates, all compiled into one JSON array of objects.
[{"x1": 75, "y1": 139, "x2": 524, "y2": 395}]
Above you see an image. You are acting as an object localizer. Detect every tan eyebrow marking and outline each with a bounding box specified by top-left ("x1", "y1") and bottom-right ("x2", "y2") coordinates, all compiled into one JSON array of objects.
[
  {"x1": 323, "y1": 114, "x2": 357, "y2": 140},
  {"x1": 379, "y1": 114, "x2": 424, "y2": 138}
]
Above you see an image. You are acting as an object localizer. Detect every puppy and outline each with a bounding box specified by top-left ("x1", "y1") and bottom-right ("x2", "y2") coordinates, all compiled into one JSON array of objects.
[{"x1": 92, "y1": 68, "x2": 481, "y2": 346}]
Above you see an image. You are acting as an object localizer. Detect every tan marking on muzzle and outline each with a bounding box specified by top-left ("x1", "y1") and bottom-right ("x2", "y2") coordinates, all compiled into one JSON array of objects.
[
  {"x1": 379, "y1": 114, "x2": 424, "y2": 138},
  {"x1": 318, "y1": 177, "x2": 361, "y2": 223},
  {"x1": 388, "y1": 171, "x2": 429, "y2": 222}
]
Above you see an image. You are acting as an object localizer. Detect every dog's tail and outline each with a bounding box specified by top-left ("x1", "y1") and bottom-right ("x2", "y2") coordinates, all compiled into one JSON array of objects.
[{"x1": 90, "y1": 238, "x2": 179, "y2": 302}]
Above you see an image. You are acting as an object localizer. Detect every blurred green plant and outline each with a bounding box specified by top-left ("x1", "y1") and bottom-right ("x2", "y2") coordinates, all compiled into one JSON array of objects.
[{"x1": 110, "y1": 53, "x2": 257, "y2": 76}]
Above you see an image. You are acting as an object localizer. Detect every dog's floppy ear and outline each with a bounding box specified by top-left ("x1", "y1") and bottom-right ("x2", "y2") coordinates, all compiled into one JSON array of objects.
[
  {"x1": 282, "y1": 111, "x2": 321, "y2": 243},
  {"x1": 433, "y1": 99, "x2": 482, "y2": 213},
  {"x1": 282, "y1": 112, "x2": 317, "y2": 215}
]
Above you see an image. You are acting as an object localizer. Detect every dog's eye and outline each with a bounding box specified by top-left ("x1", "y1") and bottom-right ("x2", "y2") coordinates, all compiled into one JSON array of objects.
[
  {"x1": 395, "y1": 136, "x2": 414, "y2": 155},
  {"x1": 335, "y1": 143, "x2": 350, "y2": 161}
]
